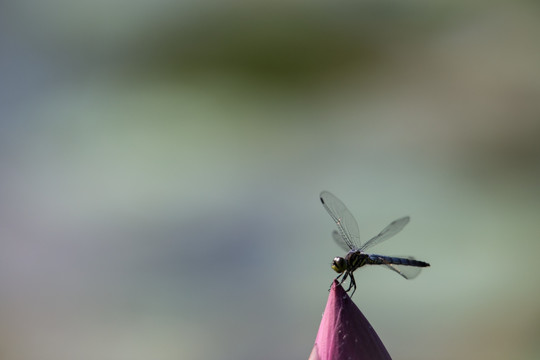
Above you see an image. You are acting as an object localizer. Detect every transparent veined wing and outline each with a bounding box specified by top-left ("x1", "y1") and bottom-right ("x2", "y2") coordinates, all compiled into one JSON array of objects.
[
  {"x1": 359, "y1": 216, "x2": 409, "y2": 252},
  {"x1": 374, "y1": 255, "x2": 423, "y2": 279},
  {"x1": 331, "y1": 230, "x2": 352, "y2": 252},
  {"x1": 320, "y1": 191, "x2": 361, "y2": 250}
]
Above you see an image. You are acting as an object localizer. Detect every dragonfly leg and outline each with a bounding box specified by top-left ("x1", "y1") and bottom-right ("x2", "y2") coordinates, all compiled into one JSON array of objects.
[
  {"x1": 345, "y1": 272, "x2": 356, "y2": 292},
  {"x1": 340, "y1": 271, "x2": 349, "y2": 286},
  {"x1": 330, "y1": 273, "x2": 348, "y2": 290},
  {"x1": 329, "y1": 272, "x2": 345, "y2": 291},
  {"x1": 345, "y1": 279, "x2": 353, "y2": 292},
  {"x1": 348, "y1": 273, "x2": 357, "y2": 297}
]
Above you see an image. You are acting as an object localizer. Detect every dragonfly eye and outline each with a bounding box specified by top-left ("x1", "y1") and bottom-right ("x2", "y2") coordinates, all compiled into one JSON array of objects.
[{"x1": 331, "y1": 257, "x2": 347, "y2": 273}]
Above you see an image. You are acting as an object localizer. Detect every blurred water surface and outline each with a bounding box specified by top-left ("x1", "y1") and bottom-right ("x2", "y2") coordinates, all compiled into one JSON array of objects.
[{"x1": 1, "y1": 1, "x2": 540, "y2": 359}]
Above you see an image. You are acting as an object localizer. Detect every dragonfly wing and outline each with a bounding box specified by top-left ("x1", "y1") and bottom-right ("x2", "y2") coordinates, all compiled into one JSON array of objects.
[
  {"x1": 359, "y1": 216, "x2": 410, "y2": 251},
  {"x1": 320, "y1": 191, "x2": 361, "y2": 250},
  {"x1": 332, "y1": 230, "x2": 352, "y2": 252},
  {"x1": 383, "y1": 263, "x2": 422, "y2": 279},
  {"x1": 373, "y1": 255, "x2": 423, "y2": 279}
]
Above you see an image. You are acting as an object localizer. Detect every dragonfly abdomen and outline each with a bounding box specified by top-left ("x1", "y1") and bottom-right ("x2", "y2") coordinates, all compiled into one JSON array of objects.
[{"x1": 368, "y1": 255, "x2": 430, "y2": 267}]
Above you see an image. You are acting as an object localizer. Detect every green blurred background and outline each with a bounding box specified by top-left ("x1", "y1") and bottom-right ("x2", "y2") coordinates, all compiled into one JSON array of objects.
[{"x1": 1, "y1": 1, "x2": 540, "y2": 359}]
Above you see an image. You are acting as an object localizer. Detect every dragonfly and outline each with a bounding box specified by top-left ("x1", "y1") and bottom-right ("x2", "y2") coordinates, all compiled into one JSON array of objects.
[{"x1": 320, "y1": 191, "x2": 430, "y2": 297}]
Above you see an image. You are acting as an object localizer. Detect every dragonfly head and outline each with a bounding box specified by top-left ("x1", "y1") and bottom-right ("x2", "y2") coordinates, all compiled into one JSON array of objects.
[{"x1": 331, "y1": 257, "x2": 347, "y2": 273}]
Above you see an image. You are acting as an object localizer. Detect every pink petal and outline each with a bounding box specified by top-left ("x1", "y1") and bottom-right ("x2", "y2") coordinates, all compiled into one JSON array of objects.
[{"x1": 309, "y1": 280, "x2": 392, "y2": 360}]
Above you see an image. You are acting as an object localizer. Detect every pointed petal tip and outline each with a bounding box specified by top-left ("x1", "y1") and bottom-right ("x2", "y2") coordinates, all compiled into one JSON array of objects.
[{"x1": 311, "y1": 281, "x2": 392, "y2": 360}]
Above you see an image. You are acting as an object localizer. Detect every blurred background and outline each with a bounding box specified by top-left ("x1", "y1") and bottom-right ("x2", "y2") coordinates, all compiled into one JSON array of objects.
[{"x1": 1, "y1": 1, "x2": 540, "y2": 359}]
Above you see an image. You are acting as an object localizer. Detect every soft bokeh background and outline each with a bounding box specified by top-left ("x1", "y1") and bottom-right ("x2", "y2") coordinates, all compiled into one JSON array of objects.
[{"x1": 2, "y1": 1, "x2": 540, "y2": 359}]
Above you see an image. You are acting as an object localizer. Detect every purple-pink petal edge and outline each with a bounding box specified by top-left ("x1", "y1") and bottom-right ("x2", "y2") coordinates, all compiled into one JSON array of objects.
[{"x1": 309, "y1": 280, "x2": 392, "y2": 360}]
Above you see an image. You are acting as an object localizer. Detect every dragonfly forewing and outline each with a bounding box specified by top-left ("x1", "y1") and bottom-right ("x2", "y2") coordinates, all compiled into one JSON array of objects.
[
  {"x1": 320, "y1": 191, "x2": 362, "y2": 250},
  {"x1": 331, "y1": 230, "x2": 352, "y2": 252},
  {"x1": 359, "y1": 216, "x2": 410, "y2": 251}
]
